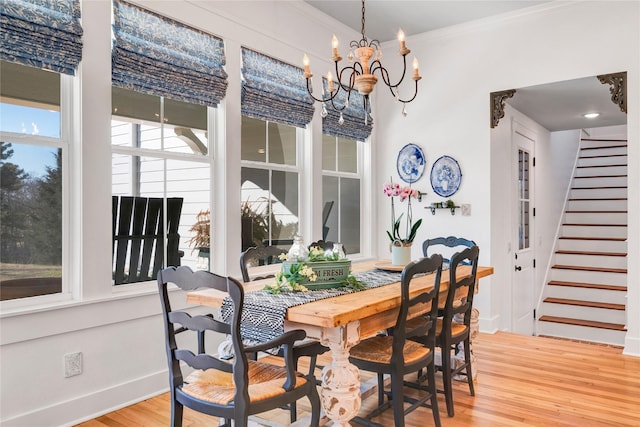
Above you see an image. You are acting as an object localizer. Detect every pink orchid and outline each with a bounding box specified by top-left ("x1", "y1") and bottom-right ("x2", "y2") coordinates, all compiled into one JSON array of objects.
[
  {"x1": 391, "y1": 182, "x2": 401, "y2": 196},
  {"x1": 383, "y1": 178, "x2": 423, "y2": 245}
]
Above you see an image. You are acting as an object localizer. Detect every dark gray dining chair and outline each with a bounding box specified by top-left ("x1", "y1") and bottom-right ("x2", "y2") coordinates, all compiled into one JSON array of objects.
[
  {"x1": 349, "y1": 255, "x2": 443, "y2": 427},
  {"x1": 408, "y1": 245, "x2": 480, "y2": 417},
  {"x1": 238, "y1": 245, "x2": 329, "y2": 423},
  {"x1": 422, "y1": 235, "x2": 476, "y2": 266},
  {"x1": 157, "y1": 266, "x2": 321, "y2": 427}
]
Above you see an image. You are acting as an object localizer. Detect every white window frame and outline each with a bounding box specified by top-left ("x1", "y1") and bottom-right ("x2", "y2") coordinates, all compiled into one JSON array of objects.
[
  {"x1": 110, "y1": 92, "x2": 216, "y2": 289},
  {"x1": 240, "y1": 117, "x2": 304, "y2": 244},
  {"x1": 0, "y1": 72, "x2": 75, "y2": 310},
  {"x1": 321, "y1": 135, "x2": 364, "y2": 256}
]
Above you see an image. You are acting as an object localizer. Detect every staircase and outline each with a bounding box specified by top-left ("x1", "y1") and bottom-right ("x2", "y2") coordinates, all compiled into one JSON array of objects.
[{"x1": 537, "y1": 137, "x2": 628, "y2": 346}]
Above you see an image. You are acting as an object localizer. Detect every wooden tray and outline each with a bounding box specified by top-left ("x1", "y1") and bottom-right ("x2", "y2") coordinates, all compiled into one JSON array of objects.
[{"x1": 374, "y1": 260, "x2": 405, "y2": 272}]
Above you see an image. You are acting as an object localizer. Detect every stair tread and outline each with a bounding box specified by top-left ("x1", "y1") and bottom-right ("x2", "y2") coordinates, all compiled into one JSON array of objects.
[
  {"x1": 581, "y1": 138, "x2": 627, "y2": 142},
  {"x1": 559, "y1": 236, "x2": 626, "y2": 241},
  {"x1": 574, "y1": 174, "x2": 627, "y2": 178},
  {"x1": 555, "y1": 250, "x2": 627, "y2": 257},
  {"x1": 538, "y1": 315, "x2": 626, "y2": 331},
  {"x1": 565, "y1": 210, "x2": 627, "y2": 213},
  {"x1": 578, "y1": 155, "x2": 627, "y2": 159},
  {"x1": 562, "y1": 223, "x2": 626, "y2": 226},
  {"x1": 579, "y1": 154, "x2": 627, "y2": 159},
  {"x1": 548, "y1": 280, "x2": 627, "y2": 291},
  {"x1": 552, "y1": 264, "x2": 627, "y2": 274},
  {"x1": 570, "y1": 186, "x2": 627, "y2": 189},
  {"x1": 568, "y1": 197, "x2": 627, "y2": 200},
  {"x1": 563, "y1": 224, "x2": 627, "y2": 228},
  {"x1": 543, "y1": 297, "x2": 625, "y2": 310},
  {"x1": 576, "y1": 164, "x2": 627, "y2": 168}
]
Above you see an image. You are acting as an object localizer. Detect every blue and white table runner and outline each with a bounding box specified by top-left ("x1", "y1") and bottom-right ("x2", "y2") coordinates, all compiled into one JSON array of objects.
[{"x1": 220, "y1": 270, "x2": 404, "y2": 344}]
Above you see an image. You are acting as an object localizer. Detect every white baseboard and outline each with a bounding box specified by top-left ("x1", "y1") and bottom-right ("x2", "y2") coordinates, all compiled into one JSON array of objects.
[
  {"x1": 624, "y1": 334, "x2": 640, "y2": 357},
  {"x1": 2, "y1": 371, "x2": 168, "y2": 427},
  {"x1": 478, "y1": 313, "x2": 500, "y2": 334}
]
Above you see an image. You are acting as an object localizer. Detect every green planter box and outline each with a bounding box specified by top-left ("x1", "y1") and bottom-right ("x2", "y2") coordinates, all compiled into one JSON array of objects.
[{"x1": 282, "y1": 259, "x2": 351, "y2": 290}]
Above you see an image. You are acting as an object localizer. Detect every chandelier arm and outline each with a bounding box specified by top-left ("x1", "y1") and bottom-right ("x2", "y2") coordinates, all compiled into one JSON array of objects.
[
  {"x1": 376, "y1": 67, "x2": 398, "y2": 93},
  {"x1": 336, "y1": 65, "x2": 362, "y2": 95},
  {"x1": 394, "y1": 79, "x2": 419, "y2": 104},
  {"x1": 346, "y1": 61, "x2": 363, "y2": 76},
  {"x1": 369, "y1": 61, "x2": 387, "y2": 83},
  {"x1": 305, "y1": 78, "x2": 340, "y2": 103},
  {"x1": 329, "y1": 91, "x2": 349, "y2": 111},
  {"x1": 339, "y1": 70, "x2": 357, "y2": 93},
  {"x1": 377, "y1": 54, "x2": 409, "y2": 89}
]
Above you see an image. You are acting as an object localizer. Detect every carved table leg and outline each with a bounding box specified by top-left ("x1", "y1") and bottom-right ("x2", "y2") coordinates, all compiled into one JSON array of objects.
[{"x1": 319, "y1": 321, "x2": 361, "y2": 427}]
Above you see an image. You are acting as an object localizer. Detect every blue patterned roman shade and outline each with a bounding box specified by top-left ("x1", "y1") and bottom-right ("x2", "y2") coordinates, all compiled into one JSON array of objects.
[
  {"x1": 322, "y1": 79, "x2": 373, "y2": 141},
  {"x1": 241, "y1": 47, "x2": 314, "y2": 128},
  {"x1": 0, "y1": 0, "x2": 83, "y2": 75},
  {"x1": 112, "y1": 0, "x2": 227, "y2": 107}
]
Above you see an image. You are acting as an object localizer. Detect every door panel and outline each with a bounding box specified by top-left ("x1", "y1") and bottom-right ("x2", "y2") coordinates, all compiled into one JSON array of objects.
[{"x1": 512, "y1": 124, "x2": 535, "y2": 335}]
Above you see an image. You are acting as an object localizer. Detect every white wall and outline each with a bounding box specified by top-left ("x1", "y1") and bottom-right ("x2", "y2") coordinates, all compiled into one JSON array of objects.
[
  {"x1": 1, "y1": 1, "x2": 639, "y2": 426},
  {"x1": 372, "y1": 1, "x2": 639, "y2": 351}
]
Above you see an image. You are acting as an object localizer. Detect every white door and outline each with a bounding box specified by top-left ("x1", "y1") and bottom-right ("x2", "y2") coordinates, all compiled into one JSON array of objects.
[{"x1": 512, "y1": 123, "x2": 536, "y2": 335}]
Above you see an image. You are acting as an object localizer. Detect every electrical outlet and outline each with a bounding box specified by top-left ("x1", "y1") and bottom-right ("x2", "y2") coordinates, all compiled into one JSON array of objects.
[
  {"x1": 64, "y1": 352, "x2": 82, "y2": 377},
  {"x1": 461, "y1": 204, "x2": 471, "y2": 216}
]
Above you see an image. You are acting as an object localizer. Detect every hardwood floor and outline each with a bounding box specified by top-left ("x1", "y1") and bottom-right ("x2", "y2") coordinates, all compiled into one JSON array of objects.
[{"x1": 77, "y1": 332, "x2": 640, "y2": 426}]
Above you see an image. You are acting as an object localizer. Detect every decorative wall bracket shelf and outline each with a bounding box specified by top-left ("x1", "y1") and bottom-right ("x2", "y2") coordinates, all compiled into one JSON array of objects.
[
  {"x1": 597, "y1": 72, "x2": 627, "y2": 113},
  {"x1": 490, "y1": 89, "x2": 516, "y2": 128},
  {"x1": 427, "y1": 206, "x2": 460, "y2": 215}
]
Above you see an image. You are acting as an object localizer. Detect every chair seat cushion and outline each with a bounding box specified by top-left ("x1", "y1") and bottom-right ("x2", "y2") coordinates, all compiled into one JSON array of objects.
[
  {"x1": 350, "y1": 335, "x2": 430, "y2": 365},
  {"x1": 183, "y1": 360, "x2": 307, "y2": 405},
  {"x1": 436, "y1": 318, "x2": 468, "y2": 338},
  {"x1": 405, "y1": 316, "x2": 428, "y2": 331}
]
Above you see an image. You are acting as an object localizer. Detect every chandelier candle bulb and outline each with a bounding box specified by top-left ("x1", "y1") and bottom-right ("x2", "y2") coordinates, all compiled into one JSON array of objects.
[
  {"x1": 331, "y1": 35, "x2": 342, "y2": 61},
  {"x1": 398, "y1": 28, "x2": 410, "y2": 55},
  {"x1": 412, "y1": 57, "x2": 421, "y2": 80},
  {"x1": 327, "y1": 72, "x2": 335, "y2": 92},
  {"x1": 303, "y1": 54, "x2": 312, "y2": 78}
]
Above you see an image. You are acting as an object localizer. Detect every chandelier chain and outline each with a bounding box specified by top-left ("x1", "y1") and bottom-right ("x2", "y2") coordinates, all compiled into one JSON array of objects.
[{"x1": 361, "y1": 0, "x2": 366, "y2": 41}]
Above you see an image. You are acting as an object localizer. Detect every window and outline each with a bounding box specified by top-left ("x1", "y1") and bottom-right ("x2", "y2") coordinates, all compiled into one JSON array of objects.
[
  {"x1": 322, "y1": 134, "x2": 361, "y2": 254},
  {"x1": 111, "y1": 88, "x2": 213, "y2": 283},
  {"x1": 0, "y1": 61, "x2": 65, "y2": 300},
  {"x1": 241, "y1": 117, "x2": 300, "y2": 250}
]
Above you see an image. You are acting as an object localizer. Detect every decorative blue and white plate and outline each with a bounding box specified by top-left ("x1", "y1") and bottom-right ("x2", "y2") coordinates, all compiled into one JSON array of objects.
[
  {"x1": 430, "y1": 155, "x2": 461, "y2": 197},
  {"x1": 396, "y1": 143, "x2": 426, "y2": 183}
]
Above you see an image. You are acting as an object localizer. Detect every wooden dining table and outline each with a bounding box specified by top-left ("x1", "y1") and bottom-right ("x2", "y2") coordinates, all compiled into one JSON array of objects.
[{"x1": 187, "y1": 259, "x2": 494, "y2": 427}]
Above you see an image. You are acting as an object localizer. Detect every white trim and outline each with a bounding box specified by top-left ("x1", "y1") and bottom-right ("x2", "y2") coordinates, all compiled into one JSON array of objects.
[
  {"x1": 0, "y1": 132, "x2": 63, "y2": 147},
  {"x1": 624, "y1": 335, "x2": 640, "y2": 357},
  {"x1": 1, "y1": 371, "x2": 168, "y2": 427},
  {"x1": 478, "y1": 313, "x2": 501, "y2": 334}
]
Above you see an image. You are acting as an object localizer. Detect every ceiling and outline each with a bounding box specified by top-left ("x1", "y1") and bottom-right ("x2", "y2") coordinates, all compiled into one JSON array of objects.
[
  {"x1": 305, "y1": 1, "x2": 548, "y2": 42},
  {"x1": 506, "y1": 77, "x2": 626, "y2": 132},
  {"x1": 304, "y1": 0, "x2": 628, "y2": 131}
]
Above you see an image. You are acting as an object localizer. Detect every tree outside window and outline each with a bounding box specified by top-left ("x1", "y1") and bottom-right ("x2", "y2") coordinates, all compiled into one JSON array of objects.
[{"x1": 0, "y1": 61, "x2": 64, "y2": 300}]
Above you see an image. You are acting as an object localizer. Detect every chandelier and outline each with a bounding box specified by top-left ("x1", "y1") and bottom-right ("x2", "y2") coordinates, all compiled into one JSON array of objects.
[{"x1": 303, "y1": 0, "x2": 421, "y2": 124}]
